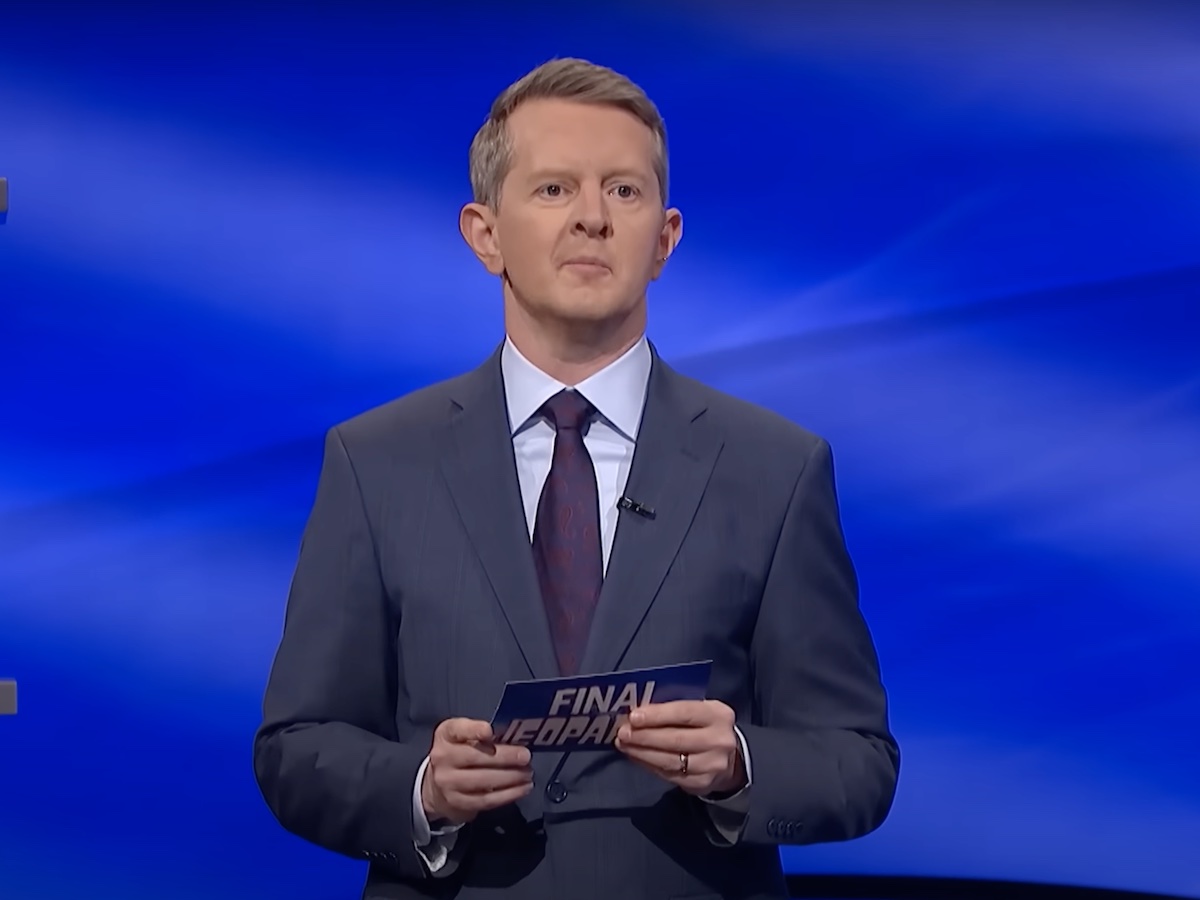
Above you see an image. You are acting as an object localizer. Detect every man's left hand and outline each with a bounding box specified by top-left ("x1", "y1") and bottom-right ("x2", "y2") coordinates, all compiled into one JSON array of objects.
[{"x1": 615, "y1": 700, "x2": 746, "y2": 797}]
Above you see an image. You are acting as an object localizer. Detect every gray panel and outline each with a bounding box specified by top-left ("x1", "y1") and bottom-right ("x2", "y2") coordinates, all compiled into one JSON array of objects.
[{"x1": 0, "y1": 680, "x2": 16, "y2": 715}]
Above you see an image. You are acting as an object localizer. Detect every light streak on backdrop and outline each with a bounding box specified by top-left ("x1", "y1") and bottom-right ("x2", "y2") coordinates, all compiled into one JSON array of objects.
[{"x1": 1, "y1": 2, "x2": 1198, "y2": 897}]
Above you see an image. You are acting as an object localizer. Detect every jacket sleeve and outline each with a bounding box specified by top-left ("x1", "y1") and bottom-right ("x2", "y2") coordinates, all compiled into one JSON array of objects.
[
  {"x1": 252, "y1": 426, "x2": 439, "y2": 881},
  {"x1": 738, "y1": 437, "x2": 900, "y2": 846}
]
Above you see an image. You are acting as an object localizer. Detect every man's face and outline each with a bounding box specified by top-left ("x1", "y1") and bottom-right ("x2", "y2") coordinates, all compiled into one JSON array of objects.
[{"x1": 478, "y1": 98, "x2": 681, "y2": 331}]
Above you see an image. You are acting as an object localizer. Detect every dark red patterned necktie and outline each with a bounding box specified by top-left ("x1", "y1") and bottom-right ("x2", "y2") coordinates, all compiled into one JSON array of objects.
[{"x1": 532, "y1": 389, "x2": 603, "y2": 676}]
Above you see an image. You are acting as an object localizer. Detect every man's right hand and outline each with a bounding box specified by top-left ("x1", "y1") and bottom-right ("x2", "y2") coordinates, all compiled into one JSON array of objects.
[{"x1": 421, "y1": 718, "x2": 534, "y2": 825}]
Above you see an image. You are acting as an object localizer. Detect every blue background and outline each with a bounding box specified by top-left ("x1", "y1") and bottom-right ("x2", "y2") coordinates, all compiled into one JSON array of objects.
[{"x1": 2, "y1": 1, "x2": 1199, "y2": 897}]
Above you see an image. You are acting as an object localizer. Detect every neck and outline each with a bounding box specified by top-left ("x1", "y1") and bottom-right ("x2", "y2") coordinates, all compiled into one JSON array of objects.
[{"x1": 504, "y1": 304, "x2": 645, "y2": 386}]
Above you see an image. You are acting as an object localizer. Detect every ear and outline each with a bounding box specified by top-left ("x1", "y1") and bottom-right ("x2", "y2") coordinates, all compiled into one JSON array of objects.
[
  {"x1": 459, "y1": 202, "x2": 505, "y2": 276},
  {"x1": 651, "y1": 206, "x2": 683, "y2": 280}
]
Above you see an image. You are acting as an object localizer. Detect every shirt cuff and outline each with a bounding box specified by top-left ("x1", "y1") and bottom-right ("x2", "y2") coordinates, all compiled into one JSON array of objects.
[
  {"x1": 412, "y1": 755, "x2": 464, "y2": 875},
  {"x1": 699, "y1": 725, "x2": 752, "y2": 844}
]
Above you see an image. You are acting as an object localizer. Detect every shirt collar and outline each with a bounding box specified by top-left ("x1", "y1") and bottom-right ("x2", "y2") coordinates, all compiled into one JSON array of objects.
[{"x1": 501, "y1": 335, "x2": 651, "y2": 442}]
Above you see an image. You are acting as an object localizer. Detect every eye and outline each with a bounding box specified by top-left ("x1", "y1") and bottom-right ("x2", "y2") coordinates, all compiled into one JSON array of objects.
[
  {"x1": 611, "y1": 184, "x2": 639, "y2": 199},
  {"x1": 539, "y1": 183, "x2": 565, "y2": 198}
]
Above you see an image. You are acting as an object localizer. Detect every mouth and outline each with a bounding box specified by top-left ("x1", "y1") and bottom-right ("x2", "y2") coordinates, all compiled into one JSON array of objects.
[{"x1": 561, "y1": 257, "x2": 611, "y2": 272}]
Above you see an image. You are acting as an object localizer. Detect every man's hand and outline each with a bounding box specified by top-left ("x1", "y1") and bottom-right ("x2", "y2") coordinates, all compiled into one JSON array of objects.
[
  {"x1": 421, "y1": 718, "x2": 534, "y2": 825},
  {"x1": 615, "y1": 700, "x2": 746, "y2": 796}
]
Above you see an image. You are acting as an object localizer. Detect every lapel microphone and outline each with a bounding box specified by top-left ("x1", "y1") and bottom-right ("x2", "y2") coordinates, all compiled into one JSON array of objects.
[{"x1": 618, "y1": 496, "x2": 656, "y2": 519}]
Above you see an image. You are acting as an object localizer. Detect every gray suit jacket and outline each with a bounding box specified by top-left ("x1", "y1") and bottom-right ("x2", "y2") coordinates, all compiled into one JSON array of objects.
[{"x1": 253, "y1": 343, "x2": 899, "y2": 900}]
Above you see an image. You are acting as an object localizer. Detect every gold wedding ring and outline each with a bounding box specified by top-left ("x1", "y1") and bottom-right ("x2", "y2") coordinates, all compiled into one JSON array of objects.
[{"x1": 679, "y1": 753, "x2": 689, "y2": 776}]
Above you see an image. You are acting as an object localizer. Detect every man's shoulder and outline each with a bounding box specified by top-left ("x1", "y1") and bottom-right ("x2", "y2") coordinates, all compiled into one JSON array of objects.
[
  {"x1": 671, "y1": 367, "x2": 827, "y2": 457},
  {"x1": 330, "y1": 368, "x2": 474, "y2": 451}
]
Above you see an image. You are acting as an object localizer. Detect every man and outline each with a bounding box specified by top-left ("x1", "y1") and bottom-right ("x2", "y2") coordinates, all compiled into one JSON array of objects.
[{"x1": 253, "y1": 58, "x2": 899, "y2": 900}]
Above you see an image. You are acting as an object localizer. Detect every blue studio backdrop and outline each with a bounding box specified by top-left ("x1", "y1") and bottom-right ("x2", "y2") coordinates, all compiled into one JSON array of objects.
[{"x1": 2, "y1": 2, "x2": 1199, "y2": 898}]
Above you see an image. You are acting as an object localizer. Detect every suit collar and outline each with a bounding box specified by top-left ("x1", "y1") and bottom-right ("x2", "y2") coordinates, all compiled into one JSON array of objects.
[
  {"x1": 578, "y1": 351, "x2": 721, "y2": 673},
  {"x1": 440, "y1": 344, "x2": 561, "y2": 680}
]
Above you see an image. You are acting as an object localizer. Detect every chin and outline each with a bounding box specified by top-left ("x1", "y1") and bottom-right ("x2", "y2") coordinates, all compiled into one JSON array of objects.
[
  {"x1": 534, "y1": 286, "x2": 621, "y2": 314},
  {"x1": 509, "y1": 283, "x2": 642, "y2": 329},
  {"x1": 553, "y1": 299, "x2": 637, "y2": 325}
]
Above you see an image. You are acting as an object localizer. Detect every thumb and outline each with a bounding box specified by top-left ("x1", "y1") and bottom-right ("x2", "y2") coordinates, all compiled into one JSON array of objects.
[{"x1": 443, "y1": 717, "x2": 495, "y2": 744}]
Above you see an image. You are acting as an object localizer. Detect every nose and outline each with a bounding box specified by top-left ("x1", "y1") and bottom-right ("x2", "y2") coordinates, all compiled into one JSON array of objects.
[{"x1": 571, "y1": 182, "x2": 611, "y2": 239}]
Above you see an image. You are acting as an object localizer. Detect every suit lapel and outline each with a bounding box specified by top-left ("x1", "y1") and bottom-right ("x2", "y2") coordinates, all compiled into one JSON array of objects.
[
  {"x1": 438, "y1": 347, "x2": 560, "y2": 682},
  {"x1": 579, "y1": 352, "x2": 724, "y2": 675}
]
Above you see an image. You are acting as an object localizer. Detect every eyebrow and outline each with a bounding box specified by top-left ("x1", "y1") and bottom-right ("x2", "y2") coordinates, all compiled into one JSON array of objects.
[{"x1": 526, "y1": 168, "x2": 651, "y2": 183}]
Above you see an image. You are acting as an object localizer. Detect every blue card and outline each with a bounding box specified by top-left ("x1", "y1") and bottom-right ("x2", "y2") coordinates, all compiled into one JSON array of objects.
[{"x1": 490, "y1": 660, "x2": 712, "y2": 752}]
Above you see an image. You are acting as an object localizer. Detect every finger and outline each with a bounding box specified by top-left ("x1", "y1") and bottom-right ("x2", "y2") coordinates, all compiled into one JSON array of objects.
[
  {"x1": 440, "y1": 718, "x2": 496, "y2": 745},
  {"x1": 622, "y1": 750, "x2": 731, "y2": 798},
  {"x1": 436, "y1": 741, "x2": 531, "y2": 769},
  {"x1": 457, "y1": 780, "x2": 535, "y2": 812},
  {"x1": 624, "y1": 755, "x2": 722, "y2": 798},
  {"x1": 485, "y1": 743, "x2": 533, "y2": 767},
  {"x1": 629, "y1": 700, "x2": 719, "y2": 729},
  {"x1": 440, "y1": 766, "x2": 534, "y2": 796},
  {"x1": 618, "y1": 744, "x2": 721, "y2": 777},
  {"x1": 617, "y1": 725, "x2": 721, "y2": 755}
]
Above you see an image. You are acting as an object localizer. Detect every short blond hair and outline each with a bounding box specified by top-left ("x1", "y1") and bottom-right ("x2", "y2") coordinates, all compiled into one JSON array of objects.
[{"x1": 468, "y1": 57, "x2": 669, "y2": 210}]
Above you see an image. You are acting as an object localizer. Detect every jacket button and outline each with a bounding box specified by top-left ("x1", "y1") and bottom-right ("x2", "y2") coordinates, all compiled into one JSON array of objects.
[
  {"x1": 767, "y1": 818, "x2": 778, "y2": 835},
  {"x1": 545, "y1": 780, "x2": 568, "y2": 804}
]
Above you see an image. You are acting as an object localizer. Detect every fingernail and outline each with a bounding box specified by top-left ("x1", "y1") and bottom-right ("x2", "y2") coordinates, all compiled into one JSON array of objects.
[{"x1": 629, "y1": 710, "x2": 643, "y2": 725}]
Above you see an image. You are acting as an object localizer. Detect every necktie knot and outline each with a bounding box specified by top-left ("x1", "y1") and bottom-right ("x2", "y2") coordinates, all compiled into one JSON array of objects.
[{"x1": 541, "y1": 389, "x2": 595, "y2": 433}]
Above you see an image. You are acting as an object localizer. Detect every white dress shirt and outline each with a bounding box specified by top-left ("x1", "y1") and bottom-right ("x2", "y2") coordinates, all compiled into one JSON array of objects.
[{"x1": 411, "y1": 336, "x2": 752, "y2": 874}]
